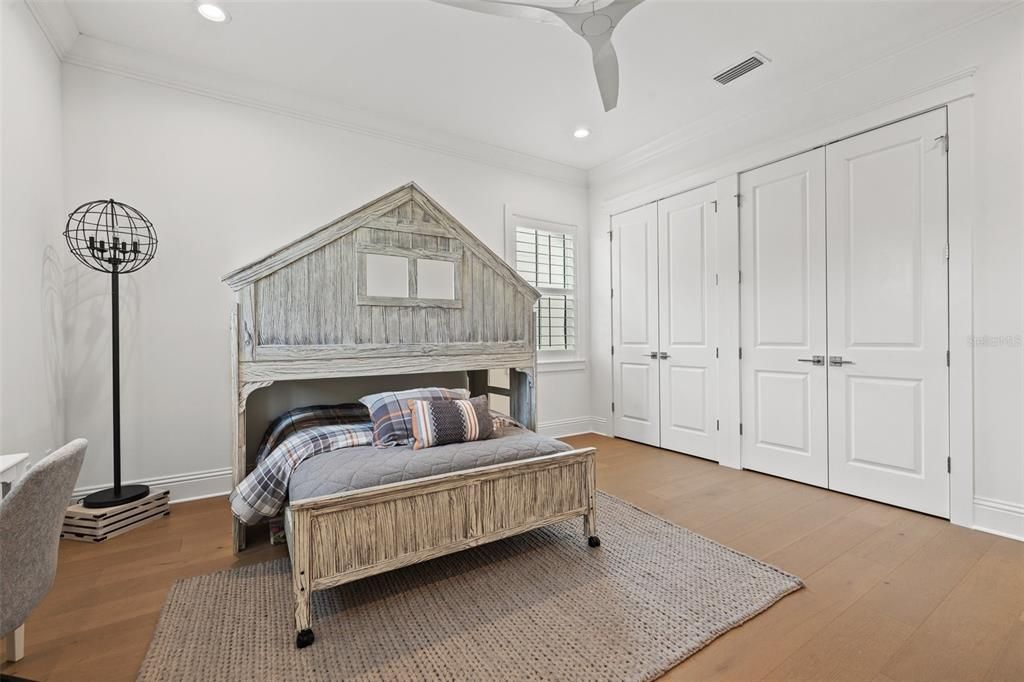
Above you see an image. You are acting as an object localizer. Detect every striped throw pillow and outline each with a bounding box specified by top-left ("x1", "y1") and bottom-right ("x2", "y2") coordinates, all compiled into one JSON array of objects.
[{"x1": 408, "y1": 395, "x2": 494, "y2": 450}]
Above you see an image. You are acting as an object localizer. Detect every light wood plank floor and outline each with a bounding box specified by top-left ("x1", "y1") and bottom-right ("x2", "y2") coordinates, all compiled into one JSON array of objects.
[{"x1": 3, "y1": 434, "x2": 1022, "y2": 681}]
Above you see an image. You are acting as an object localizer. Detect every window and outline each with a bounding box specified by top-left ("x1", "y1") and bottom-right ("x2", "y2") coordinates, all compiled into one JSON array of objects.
[
  {"x1": 364, "y1": 253, "x2": 410, "y2": 298},
  {"x1": 512, "y1": 219, "x2": 576, "y2": 352},
  {"x1": 357, "y1": 244, "x2": 462, "y2": 308}
]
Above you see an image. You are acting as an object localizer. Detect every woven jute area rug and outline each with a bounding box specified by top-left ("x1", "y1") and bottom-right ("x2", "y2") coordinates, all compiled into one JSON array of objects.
[{"x1": 138, "y1": 493, "x2": 801, "y2": 681}]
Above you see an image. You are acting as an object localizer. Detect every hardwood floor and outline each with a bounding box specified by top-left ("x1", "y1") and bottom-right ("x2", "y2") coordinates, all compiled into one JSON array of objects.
[{"x1": 3, "y1": 434, "x2": 1022, "y2": 681}]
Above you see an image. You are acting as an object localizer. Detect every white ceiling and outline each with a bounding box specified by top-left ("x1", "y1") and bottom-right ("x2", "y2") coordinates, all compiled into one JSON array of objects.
[{"x1": 62, "y1": 0, "x2": 1002, "y2": 170}]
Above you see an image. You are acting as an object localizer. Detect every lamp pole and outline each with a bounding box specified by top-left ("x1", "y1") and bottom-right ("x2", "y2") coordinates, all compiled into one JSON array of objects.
[
  {"x1": 65, "y1": 199, "x2": 157, "y2": 509},
  {"x1": 111, "y1": 259, "x2": 121, "y2": 498}
]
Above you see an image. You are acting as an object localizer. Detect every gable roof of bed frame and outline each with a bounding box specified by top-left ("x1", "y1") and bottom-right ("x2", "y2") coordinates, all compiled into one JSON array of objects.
[{"x1": 222, "y1": 182, "x2": 538, "y2": 299}]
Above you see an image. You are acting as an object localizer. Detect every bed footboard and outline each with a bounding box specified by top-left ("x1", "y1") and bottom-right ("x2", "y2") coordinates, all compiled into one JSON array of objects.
[{"x1": 287, "y1": 446, "x2": 598, "y2": 648}]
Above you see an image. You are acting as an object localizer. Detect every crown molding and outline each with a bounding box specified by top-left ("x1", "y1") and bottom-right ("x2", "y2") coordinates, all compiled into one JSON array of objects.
[
  {"x1": 596, "y1": 65, "x2": 977, "y2": 217},
  {"x1": 60, "y1": 34, "x2": 588, "y2": 189},
  {"x1": 24, "y1": 0, "x2": 79, "y2": 59},
  {"x1": 30, "y1": 0, "x2": 1019, "y2": 193},
  {"x1": 589, "y1": 0, "x2": 1021, "y2": 187}
]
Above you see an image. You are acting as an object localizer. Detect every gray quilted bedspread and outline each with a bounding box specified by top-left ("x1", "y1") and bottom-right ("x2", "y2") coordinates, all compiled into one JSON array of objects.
[{"x1": 288, "y1": 426, "x2": 572, "y2": 502}]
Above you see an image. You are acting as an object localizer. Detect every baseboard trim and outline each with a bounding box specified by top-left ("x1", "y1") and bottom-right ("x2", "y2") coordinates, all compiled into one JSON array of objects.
[
  {"x1": 73, "y1": 467, "x2": 233, "y2": 505},
  {"x1": 973, "y1": 496, "x2": 1024, "y2": 542},
  {"x1": 538, "y1": 416, "x2": 608, "y2": 438},
  {"x1": 69, "y1": 421, "x2": 613, "y2": 504}
]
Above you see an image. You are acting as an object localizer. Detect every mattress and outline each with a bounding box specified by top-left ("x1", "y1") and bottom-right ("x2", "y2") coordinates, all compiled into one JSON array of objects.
[{"x1": 287, "y1": 425, "x2": 573, "y2": 503}]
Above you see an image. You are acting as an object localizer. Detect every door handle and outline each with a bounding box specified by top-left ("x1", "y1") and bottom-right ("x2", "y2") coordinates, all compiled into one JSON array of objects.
[
  {"x1": 797, "y1": 355, "x2": 825, "y2": 366},
  {"x1": 659, "y1": 351, "x2": 670, "y2": 359},
  {"x1": 648, "y1": 351, "x2": 658, "y2": 359},
  {"x1": 829, "y1": 356, "x2": 855, "y2": 367}
]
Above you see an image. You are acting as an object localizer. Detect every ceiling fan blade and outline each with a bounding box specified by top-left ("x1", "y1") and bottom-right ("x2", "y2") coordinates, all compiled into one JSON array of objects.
[
  {"x1": 591, "y1": 37, "x2": 620, "y2": 112},
  {"x1": 429, "y1": 0, "x2": 563, "y2": 28},
  {"x1": 431, "y1": 0, "x2": 646, "y2": 112}
]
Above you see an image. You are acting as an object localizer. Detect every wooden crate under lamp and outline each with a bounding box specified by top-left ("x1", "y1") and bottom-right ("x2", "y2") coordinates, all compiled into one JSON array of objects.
[{"x1": 62, "y1": 489, "x2": 170, "y2": 543}]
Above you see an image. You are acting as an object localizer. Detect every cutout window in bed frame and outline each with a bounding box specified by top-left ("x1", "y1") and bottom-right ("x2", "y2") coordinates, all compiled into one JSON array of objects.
[
  {"x1": 364, "y1": 254, "x2": 410, "y2": 299},
  {"x1": 357, "y1": 243, "x2": 463, "y2": 308}
]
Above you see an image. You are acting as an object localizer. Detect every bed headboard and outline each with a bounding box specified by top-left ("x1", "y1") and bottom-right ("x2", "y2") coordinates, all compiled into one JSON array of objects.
[{"x1": 222, "y1": 183, "x2": 540, "y2": 536}]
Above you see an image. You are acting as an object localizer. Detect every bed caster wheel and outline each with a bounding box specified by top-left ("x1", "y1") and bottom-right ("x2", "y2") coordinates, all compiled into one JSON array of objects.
[
  {"x1": 588, "y1": 536, "x2": 601, "y2": 548},
  {"x1": 296, "y1": 629, "x2": 315, "y2": 648}
]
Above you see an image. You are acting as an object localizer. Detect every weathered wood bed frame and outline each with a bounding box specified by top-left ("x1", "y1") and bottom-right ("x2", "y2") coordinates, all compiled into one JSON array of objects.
[{"x1": 223, "y1": 183, "x2": 598, "y2": 648}]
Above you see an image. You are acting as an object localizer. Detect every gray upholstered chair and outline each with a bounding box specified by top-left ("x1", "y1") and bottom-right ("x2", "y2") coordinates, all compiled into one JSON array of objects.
[{"x1": 0, "y1": 439, "x2": 87, "y2": 662}]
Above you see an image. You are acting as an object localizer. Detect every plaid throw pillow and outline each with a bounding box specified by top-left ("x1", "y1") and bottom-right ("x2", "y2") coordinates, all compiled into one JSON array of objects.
[
  {"x1": 408, "y1": 395, "x2": 494, "y2": 450},
  {"x1": 359, "y1": 387, "x2": 470, "y2": 447}
]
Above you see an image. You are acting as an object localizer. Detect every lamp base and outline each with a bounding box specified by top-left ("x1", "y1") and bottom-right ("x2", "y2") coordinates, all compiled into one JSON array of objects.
[{"x1": 82, "y1": 484, "x2": 150, "y2": 509}]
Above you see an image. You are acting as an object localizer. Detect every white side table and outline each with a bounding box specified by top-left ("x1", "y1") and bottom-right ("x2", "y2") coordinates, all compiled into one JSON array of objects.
[
  {"x1": 1, "y1": 451, "x2": 30, "y2": 662},
  {"x1": 0, "y1": 452, "x2": 30, "y2": 499}
]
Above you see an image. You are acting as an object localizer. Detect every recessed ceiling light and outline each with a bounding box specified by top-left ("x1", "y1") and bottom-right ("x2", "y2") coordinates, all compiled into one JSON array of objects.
[
  {"x1": 197, "y1": 2, "x2": 230, "y2": 23},
  {"x1": 573, "y1": 127, "x2": 591, "y2": 139}
]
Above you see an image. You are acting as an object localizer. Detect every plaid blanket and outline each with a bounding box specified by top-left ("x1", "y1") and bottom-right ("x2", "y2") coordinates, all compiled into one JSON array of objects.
[{"x1": 230, "y1": 403, "x2": 372, "y2": 525}]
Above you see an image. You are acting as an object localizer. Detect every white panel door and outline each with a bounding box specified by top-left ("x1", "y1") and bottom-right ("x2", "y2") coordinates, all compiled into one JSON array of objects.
[
  {"x1": 740, "y1": 149, "x2": 829, "y2": 487},
  {"x1": 612, "y1": 203, "x2": 660, "y2": 445},
  {"x1": 826, "y1": 109, "x2": 949, "y2": 517},
  {"x1": 658, "y1": 186, "x2": 719, "y2": 461}
]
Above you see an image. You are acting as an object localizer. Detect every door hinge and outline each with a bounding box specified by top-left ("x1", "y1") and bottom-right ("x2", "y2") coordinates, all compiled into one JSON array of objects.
[
  {"x1": 947, "y1": 456, "x2": 951, "y2": 473},
  {"x1": 611, "y1": 402, "x2": 615, "y2": 413},
  {"x1": 611, "y1": 345, "x2": 615, "y2": 356},
  {"x1": 716, "y1": 419, "x2": 720, "y2": 431},
  {"x1": 739, "y1": 347, "x2": 743, "y2": 360},
  {"x1": 734, "y1": 193, "x2": 741, "y2": 207},
  {"x1": 739, "y1": 423, "x2": 743, "y2": 435},
  {"x1": 946, "y1": 349, "x2": 950, "y2": 367},
  {"x1": 738, "y1": 270, "x2": 742, "y2": 284},
  {"x1": 715, "y1": 273, "x2": 719, "y2": 286},
  {"x1": 608, "y1": 230, "x2": 613, "y2": 242},
  {"x1": 715, "y1": 347, "x2": 719, "y2": 359},
  {"x1": 611, "y1": 288, "x2": 614, "y2": 299},
  {"x1": 712, "y1": 200, "x2": 718, "y2": 213},
  {"x1": 945, "y1": 243, "x2": 950, "y2": 260}
]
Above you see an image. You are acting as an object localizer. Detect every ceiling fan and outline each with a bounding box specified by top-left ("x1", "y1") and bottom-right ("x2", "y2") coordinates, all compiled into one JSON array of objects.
[{"x1": 431, "y1": 0, "x2": 646, "y2": 112}]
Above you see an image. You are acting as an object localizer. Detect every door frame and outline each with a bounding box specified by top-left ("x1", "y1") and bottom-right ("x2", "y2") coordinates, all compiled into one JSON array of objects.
[{"x1": 605, "y1": 84, "x2": 975, "y2": 529}]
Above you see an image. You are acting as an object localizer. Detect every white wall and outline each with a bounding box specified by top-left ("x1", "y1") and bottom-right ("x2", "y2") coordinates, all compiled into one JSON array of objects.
[
  {"x1": 0, "y1": 0, "x2": 65, "y2": 462},
  {"x1": 589, "y1": 5, "x2": 1024, "y2": 538},
  {"x1": 61, "y1": 64, "x2": 591, "y2": 494}
]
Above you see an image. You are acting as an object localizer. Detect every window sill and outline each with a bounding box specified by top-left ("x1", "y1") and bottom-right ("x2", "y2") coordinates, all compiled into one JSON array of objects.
[{"x1": 537, "y1": 359, "x2": 587, "y2": 374}]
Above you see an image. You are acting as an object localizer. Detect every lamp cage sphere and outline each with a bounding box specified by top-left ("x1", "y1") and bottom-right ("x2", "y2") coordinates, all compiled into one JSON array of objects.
[{"x1": 64, "y1": 199, "x2": 158, "y2": 274}]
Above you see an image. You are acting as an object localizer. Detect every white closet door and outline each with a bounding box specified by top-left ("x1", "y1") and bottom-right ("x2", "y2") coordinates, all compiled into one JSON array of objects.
[
  {"x1": 658, "y1": 186, "x2": 719, "y2": 461},
  {"x1": 826, "y1": 109, "x2": 949, "y2": 517},
  {"x1": 740, "y1": 149, "x2": 829, "y2": 487},
  {"x1": 612, "y1": 203, "x2": 660, "y2": 445}
]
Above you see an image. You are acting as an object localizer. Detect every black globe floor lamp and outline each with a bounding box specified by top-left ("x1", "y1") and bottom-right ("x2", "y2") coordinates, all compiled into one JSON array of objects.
[{"x1": 65, "y1": 199, "x2": 158, "y2": 508}]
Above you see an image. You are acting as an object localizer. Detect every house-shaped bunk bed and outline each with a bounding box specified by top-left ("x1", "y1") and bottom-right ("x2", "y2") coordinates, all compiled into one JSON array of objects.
[{"x1": 223, "y1": 183, "x2": 598, "y2": 647}]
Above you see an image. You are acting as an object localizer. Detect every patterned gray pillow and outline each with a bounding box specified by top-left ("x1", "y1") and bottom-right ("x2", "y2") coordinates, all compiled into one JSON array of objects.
[
  {"x1": 359, "y1": 387, "x2": 470, "y2": 447},
  {"x1": 408, "y1": 395, "x2": 494, "y2": 450}
]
